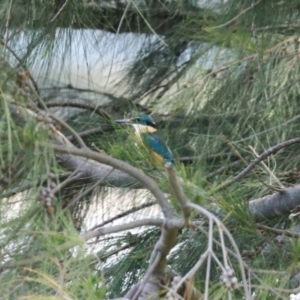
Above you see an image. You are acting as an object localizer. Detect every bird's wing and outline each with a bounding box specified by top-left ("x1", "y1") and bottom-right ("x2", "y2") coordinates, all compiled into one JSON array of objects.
[{"x1": 141, "y1": 132, "x2": 174, "y2": 163}]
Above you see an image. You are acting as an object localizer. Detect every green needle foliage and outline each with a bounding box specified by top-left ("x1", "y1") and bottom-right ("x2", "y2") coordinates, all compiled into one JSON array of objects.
[{"x1": 2, "y1": 0, "x2": 300, "y2": 299}]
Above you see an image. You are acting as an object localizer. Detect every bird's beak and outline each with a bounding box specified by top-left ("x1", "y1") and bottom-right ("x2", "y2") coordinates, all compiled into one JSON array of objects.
[{"x1": 115, "y1": 118, "x2": 133, "y2": 125}]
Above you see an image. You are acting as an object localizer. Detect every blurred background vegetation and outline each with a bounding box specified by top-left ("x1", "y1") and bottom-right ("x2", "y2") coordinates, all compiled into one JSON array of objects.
[{"x1": 2, "y1": 0, "x2": 300, "y2": 299}]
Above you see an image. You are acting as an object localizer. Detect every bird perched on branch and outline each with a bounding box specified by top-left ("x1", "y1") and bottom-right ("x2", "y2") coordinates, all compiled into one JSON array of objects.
[{"x1": 115, "y1": 114, "x2": 174, "y2": 167}]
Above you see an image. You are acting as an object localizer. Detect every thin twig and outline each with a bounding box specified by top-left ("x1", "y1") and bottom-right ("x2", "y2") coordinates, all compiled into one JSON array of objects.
[
  {"x1": 216, "y1": 136, "x2": 300, "y2": 191},
  {"x1": 103, "y1": 1, "x2": 131, "y2": 95},
  {"x1": 225, "y1": 137, "x2": 284, "y2": 192},
  {"x1": 185, "y1": 202, "x2": 251, "y2": 299},
  {"x1": 249, "y1": 276, "x2": 295, "y2": 297},
  {"x1": 261, "y1": 77, "x2": 300, "y2": 105},
  {"x1": 47, "y1": 113, "x2": 88, "y2": 149},
  {"x1": 28, "y1": 85, "x2": 87, "y2": 149},
  {"x1": 81, "y1": 218, "x2": 167, "y2": 242},
  {"x1": 67, "y1": 126, "x2": 114, "y2": 141},
  {"x1": 97, "y1": 240, "x2": 139, "y2": 262},
  {"x1": 206, "y1": 160, "x2": 241, "y2": 179},
  {"x1": 63, "y1": 168, "x2": 114, "y2": 212},
  {"x1": 46, "y1": 101, "x2": 112, "y2": 120},
  {"x1": 195, "y1": 223, "x2": 288, "y2": 297},
  {"x1": 253, "y1": 24, "x2": 300, "y2": 32},
  {"x1": 257, "y1": 223, "x2": 300, "y2": 238},
  {"x1": 51, "y1": 169, "x2": 81, "y2": 195},
  {"x1": 172, "y1": 37, "x2": 297, "y2": 102},
  {"x1": 43, "y1": 84, "x2": 129, "y2": 102},
  {"x1": 208, "y1": 0, "x2": 263, "y2": 29},
  {"x1": 89, "y1": 201, "x2": 157, "y2": 231},
  {"x1": 3, "y1": 0, "x2": 13, "y2": 56},
  {"x1": 233, "y1": 114, "x2": 300, "y2": 143},
  {"x1": 0, "y1": 41, "x2": 40, "y2": 94},
  {"x1": 50, "y1": 0, "x2": 69, "y2": 22},
  {"x1": 130, "y1": 0, "x2": 167, "y2": 47},
  {"x1": 249, "y1": 145, "x2": 285, "y2": 189},
  {"x1": 204, "y1": 218, "x2": 213, "y2": 299}
]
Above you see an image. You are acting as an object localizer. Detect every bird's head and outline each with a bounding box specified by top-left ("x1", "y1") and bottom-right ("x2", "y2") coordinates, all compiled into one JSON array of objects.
[
  {"x1": 131, "y1": 114, "x2": 157, "y2": 128},
  {"x1": 115, "y1": 114, "x2": 157, "y2": 130}
]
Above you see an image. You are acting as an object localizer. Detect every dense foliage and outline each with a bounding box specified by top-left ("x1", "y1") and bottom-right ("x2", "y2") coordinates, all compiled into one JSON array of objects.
[{"x1": 2, "y1": 0, "x2": 300, "y2": 299}]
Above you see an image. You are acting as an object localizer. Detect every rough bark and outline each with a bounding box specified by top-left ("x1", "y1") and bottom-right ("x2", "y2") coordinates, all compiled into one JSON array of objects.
[{"x1": 249, "y1": 185, "x2": 300, "y2": 221}]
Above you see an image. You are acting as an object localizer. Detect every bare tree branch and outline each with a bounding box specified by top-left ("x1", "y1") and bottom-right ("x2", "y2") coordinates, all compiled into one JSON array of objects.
[
  {"x1": 185, "y1": 202, "x2": 251, "y2": 299},
  {"x1": 46, "y1": 100, "x2": 112, "y2": 120},
  {"x1": 55, "y1": 151, "x2": 140, "y2": 188},
  {"x1": 216, "y1": 136, "x2": 300, "y2": 191},
  {"x1": 165, "y1": 162, "x2": 191, "y2": 223},
  {"x1": 3, "y1": 0, "x2": 13, "y2": 55},
  {"x1": 80, "y1": 218, "x2": 167, "y2": 242},
  {"x1": 257, "y1": 223, "x2": 300, "y2": 238},
  {"x1": 51, "y1": 144, "x2": 174, "y2": 218},
  {"x1": 249, "y1": 185, "x2": 300, "y2": 221},
  {"x1": 62, "y1": 168, "x2": 114, "y2": 211},
  {"x1": 208, "y1": 0, "x2": 262, "y2": 30},
  {"x1": 50, "y1": 0, "x2": 69, "y2": 22},
  {"x1": 89, "y1": 201, "x2": 157, "y2": 231},
  {"x1": 34, "y1": 91, "x2": 88, "y2": 149},
  {"x1": 8, "y1": 103, "x2": 142, "y2": 188},
  {"x1": 67, "y1": 126, "x2": 114, "y2": 141},
  {"x1": 9, "y1": 102, "x2": 300, "y2": 224}
]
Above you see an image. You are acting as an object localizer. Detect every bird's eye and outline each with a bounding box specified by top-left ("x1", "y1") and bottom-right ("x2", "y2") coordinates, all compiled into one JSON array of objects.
[{"x1": 136, "y1": 117, "x2": 140, "y2": 121}]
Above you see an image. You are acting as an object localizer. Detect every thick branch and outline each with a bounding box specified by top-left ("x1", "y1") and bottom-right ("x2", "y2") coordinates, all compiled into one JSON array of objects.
[
  {"x1": 165, "y1": 162, "x2": 191, "y2": 222},
  {"x1": 249, "y1": 185, "x2": 300, "y2": 222},
  {"x1": 55, "y1": 151, "x2": 140, "y2": 188},
  {"x1": 52, "y1": 143, "x2": 174, "y2": 218},
  {"x1": 30, "y1": 94, "x2": 174, "y2": 215},
  {"x1": 8, "y1": 104, "x2": 142, "y2": 188},
  {"x1": 9, "y1": 104, "x2": 300, "y2": 224},
  {"x1": 126, "y1": 164, "x2": 197, "y2": 299},
  {"x1": 46, "y1": 100, "x2": 112, "y2": 120}
]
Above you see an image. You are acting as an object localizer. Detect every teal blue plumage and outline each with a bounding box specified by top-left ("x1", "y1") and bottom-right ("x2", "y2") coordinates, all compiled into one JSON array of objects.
[
  {"x1": 116, "y1": 114, "x2": 174, "y2": 166},
  {"x1": 140, "y1": 131, "x2": 174, "y2": 164}
]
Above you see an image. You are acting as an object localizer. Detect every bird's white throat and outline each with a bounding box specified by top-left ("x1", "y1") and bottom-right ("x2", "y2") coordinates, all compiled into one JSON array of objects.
[{"x1": 131, "y1": 124, "x2": 157, "y2": 133}]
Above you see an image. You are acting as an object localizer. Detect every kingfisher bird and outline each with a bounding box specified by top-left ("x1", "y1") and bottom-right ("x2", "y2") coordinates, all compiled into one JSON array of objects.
[{"x1": 115, "y1": 114, "x2": 174, "y2": 167}]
